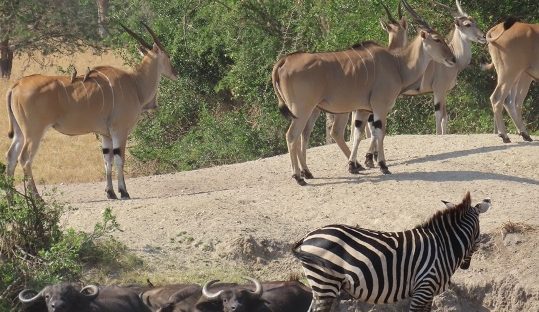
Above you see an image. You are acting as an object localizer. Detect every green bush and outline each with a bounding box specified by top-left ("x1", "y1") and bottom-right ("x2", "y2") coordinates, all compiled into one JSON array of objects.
[
  {"x1": 109, "y1": 0, "x2": 538, "y2": 173},
  {"x1": 0, "y1": 171, "x2": 140, "y2": 311}
]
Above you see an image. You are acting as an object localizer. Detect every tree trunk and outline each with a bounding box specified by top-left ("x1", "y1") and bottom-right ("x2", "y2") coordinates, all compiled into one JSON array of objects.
[
  {"x1": 96, "y1": 0, "x2": 109, "y2": 38},
  {"x1": 0, "y1": 39, "x2": 13, "y2": 79}
]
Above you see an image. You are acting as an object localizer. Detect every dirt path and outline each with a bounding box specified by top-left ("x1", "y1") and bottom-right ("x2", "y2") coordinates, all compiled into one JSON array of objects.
[{"x1": 51, "y1": 134, "x2": 539, "y2": 311}]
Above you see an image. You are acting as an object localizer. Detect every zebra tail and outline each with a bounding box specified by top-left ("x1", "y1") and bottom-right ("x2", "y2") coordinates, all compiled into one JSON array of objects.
[{"x1": 291, "y1": 239, "x2": 327, "y2": 268}]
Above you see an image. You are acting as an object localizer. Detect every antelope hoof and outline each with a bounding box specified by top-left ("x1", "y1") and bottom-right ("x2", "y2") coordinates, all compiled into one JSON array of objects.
[
  {"x1": 292, "y1": 174, "x2": 307, "y2": 186},
  {"x1": 365, "y1": 153, "x2": 375, "y2": 168},
  {"x1": 119, "y1": 189, "x2": 131, "y2": 200},
  {"x1": 520, "y1": 132, "x2": 533, "y2": 142},
  {"x1": 106, "y1": 189, "x2": 118, "y2": 200},
  {"x1": 379, "y1": 161, "x2": 391, "y2": 175},
  {"x1": 301, "y1": 169, "x2": 314, "y2": 179},
  {"x1": 499, "y1": 134, "x2": 511, "y2": 143},
  {"x1": 348, "y1": 161, "x2": 365, "y2": 174}
]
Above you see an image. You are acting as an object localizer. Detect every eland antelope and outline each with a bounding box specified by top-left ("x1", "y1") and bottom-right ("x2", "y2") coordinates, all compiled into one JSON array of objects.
[
  {"x1": 399, "y1": 0, "x2": 486, "y2": 135},
  {"x1": 5, "y1": 22, "x2": 177, "y2": 199},
  {"x1": 324, "y1": 0, "x2": 486, "y2": 173},
  {"x1": 486, "y1": 18, "x2": 538, "y2": 143},
  {"x1": 289, "y1": 1, "x2": 409, "y2": 179},
  {"x1": 272, "y1": 0, "x2": 456, "y2": 186}
]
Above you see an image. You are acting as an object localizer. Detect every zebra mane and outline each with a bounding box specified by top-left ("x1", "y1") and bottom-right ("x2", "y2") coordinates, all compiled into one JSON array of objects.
[{"x1": 415, "y1": 192, "x2": 472, "y2": 229}]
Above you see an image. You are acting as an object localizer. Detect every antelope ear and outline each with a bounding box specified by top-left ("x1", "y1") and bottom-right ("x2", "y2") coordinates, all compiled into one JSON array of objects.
[
  {"x1": 400, "y1": 17, "x2": 408, "y2": 29},
  {"x1": 380, "y1": 19, "x2": 389, "y2": 32},
  {"x1": 475, "y1": 199, "x2": 491, "y2": 214},
  {"x1": 420, "y1": 30, "x2": 428, "y2": 39},
  {"x1": 137, "y1": 45, "x2": 148, "y2": 56},
  {"x1": 441, "y1": 200, "x2": 456, "y2": 209},
  {"x1": 152, "y1": 42, "x2": 161, "y2": 52}
]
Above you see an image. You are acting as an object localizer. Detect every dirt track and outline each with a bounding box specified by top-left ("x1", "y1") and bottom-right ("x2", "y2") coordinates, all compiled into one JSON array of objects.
[{"x1": 51, "y1": 134, "x2": 539, "y2": 311}]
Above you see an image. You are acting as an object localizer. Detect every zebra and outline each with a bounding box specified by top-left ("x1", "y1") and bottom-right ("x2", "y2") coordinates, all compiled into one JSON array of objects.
[{"x1": 292, "y1": 192, "x2": 491, "y2": 312}]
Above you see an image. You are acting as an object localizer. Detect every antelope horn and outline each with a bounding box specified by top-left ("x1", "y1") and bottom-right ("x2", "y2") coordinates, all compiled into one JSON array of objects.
[
  {"x1": 245, "y1": 277, "x2": 263, "y2": 297},
  {"x1": 398, "y1": 1, "x2": 403, "y2": 19},
  {"x1": 140, "y1": 21, "x2": 165, "y2": 51},
  {"x1": 431, "y1": 0, "x2": 461, "y2": 17},
  {"x1": 380, "y1": 2, "x2": 397, "y2": 24},
  {"x1": 80, "y1": 285, "x2": 99, "y2": 300},
  {"x1": 401, "y1": 0, "x2": 432, "y2": 30},
  {"x1": 18, "y1": 289, "x2": 43, "y2": 304},
  {"x1": 455, "y1": 0, "x2": 467, "y2": 17},
  {"x1": 119, "y1": 23, "x2": 152, "y2": 50},
  {"x1": 202, "y1": 280, "x2": 224, "y2": 299}
]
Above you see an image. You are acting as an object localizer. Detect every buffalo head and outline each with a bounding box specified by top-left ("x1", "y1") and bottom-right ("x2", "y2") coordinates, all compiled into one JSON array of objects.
[
  {"x1": 19, "y1": 284, "x2": 99, "y2": 312},
  {"x1": 195, "y1": 278, "x2": 268, "y2": 312}
]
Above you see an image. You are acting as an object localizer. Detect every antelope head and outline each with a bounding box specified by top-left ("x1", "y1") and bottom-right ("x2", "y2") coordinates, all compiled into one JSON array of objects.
[
  {"x1": 433, "y1": 0, "x2": 486, "y2": 44},
  {"x1": 402, "y1": 0, "x2": 456, "y2": 67},
  {"x1": 120, "y1": 22, "x2": 178, "y2": 80},
  {"x1": 380, "y1": 1, "x2": 408, "y2": 48}
]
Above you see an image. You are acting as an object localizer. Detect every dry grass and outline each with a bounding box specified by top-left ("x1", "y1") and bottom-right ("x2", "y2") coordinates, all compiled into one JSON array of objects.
[
  {"x1": 0, "y1": 50, "x2": 129, "y2": 184},
  {"x1": 500, "y1": 220, "x2": 536, "y2": 238}
]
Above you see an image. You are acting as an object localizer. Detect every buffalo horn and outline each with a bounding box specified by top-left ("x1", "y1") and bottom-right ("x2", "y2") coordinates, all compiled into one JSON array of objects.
[
  {"x1": 80, "y1": 285, "x2": 99, "y2": 299},
  {"x1": 245, "y1": 277, "x2": 263, "y2": 297},
  {"x1": 18, "y1": 289, "x2": 42, "y2": 304},
  {"x1": 202, "y1": 280, "x2": 224, "y2": 299}
]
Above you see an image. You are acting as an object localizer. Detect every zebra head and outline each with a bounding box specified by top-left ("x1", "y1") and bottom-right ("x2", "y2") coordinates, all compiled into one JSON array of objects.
[{"x1": 459, "y1": 197, "x2": 491, "y2": 270}]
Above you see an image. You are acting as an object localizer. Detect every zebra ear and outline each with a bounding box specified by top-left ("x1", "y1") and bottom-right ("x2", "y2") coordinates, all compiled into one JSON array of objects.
[
  {"x1": 475, "y1": 199, "x2": 491, "y2": 214},
  {"x1": 441, "y1": 200, "x2": 456, "y2": 209}
]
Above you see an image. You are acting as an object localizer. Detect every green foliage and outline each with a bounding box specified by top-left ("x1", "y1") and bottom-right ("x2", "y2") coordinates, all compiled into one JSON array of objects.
[
  {"x1": 0, "y1": 172, "x2": 140, "y2": 311},
  {"x1": 1, "y1": 0, "x2": 103, "y2": 54},
  {"x1": 108, "y1": 0, "x2": 538, "y2": 172}
]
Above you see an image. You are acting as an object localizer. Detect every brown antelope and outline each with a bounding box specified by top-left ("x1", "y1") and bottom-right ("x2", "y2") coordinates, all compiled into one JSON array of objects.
[
  {"x1": 272, "y1": 0, "x2": 456, "y2": 186},
  {"x1": 5, "y1": 22, "x2": 177, "y2": 199},
  {"x1": 318, "y1": 0, "x2": 486, "y2": 174},
  {"x1": 486, "y1": 18, "x2": 538, "y2": 143},
  {"x1": 482, "y1": 62, "x2": 535, "y2": 139},
  {"x1": 360, "y1": 0, "x2": 486, "y2": 169},
  {"x1": 398, "y1": 0, "x2": 486, "y2": 136},
  {"x1": 294, "y1": 1, "x2": 409, "y2": 179}
]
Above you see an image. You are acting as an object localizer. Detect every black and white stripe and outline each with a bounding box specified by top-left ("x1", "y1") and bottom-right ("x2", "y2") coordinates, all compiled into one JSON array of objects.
[{"x1": 292, "y1": 193, "x2": 490, "y2": 312}]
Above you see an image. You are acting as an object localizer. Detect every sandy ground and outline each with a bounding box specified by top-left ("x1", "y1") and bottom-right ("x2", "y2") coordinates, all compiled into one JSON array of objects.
[{"x1": 49, "y1": 134, "x2": 539, "y2": 311}]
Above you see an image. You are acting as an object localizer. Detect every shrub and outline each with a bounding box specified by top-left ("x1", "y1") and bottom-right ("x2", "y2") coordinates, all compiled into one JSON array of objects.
[{"x1": 0, "y1": 169, "x2": 140, "y2": 311}]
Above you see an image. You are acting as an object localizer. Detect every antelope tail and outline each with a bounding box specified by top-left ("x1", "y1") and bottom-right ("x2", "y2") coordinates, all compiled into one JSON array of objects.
[
  {"x1": 6, "y1": 88, "x2": 14, "y2": 139},
  {"x1": 272, "y1": 57, "x2": 296, "y2": 119},
  {"x1": 486, "y1": 17, "x2": 518, "y2": 43}
]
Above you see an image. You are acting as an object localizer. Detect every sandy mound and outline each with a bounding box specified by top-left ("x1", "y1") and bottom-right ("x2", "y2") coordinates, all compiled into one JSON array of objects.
[{"x1": 52, "y1": 134, "x2": 539, "y2": 311}]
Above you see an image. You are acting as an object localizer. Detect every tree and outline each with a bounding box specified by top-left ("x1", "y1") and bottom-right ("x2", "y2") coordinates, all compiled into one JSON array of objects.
[{"x1": 0, "y1": 0, "x2": 103, "y2": 57}]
